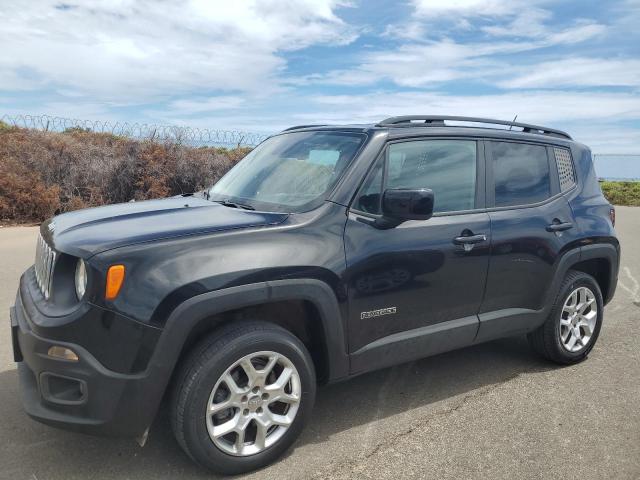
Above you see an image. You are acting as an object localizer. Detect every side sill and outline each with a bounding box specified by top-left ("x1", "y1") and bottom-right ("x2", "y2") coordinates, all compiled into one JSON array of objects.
[
  {"x1": 350, "y1": 316, "x2": 479, "y2": 375},
  {"x1": 475, "y1": 308, "x2": 545, "y2": 343}
]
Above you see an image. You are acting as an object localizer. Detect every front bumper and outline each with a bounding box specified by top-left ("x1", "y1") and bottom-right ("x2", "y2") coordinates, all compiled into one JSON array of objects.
[{"x1": 11, "y1": 282, "x2": 160, "y2": 437}]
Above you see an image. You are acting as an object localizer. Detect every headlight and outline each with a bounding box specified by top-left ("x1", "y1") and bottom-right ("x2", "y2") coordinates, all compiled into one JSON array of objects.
[{"x1": 75, "y1": 259, "x2": 87, "y2": 300}]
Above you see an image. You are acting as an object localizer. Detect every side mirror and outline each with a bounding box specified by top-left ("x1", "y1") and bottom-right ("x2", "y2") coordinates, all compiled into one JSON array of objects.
[{"x1": 382, "y1": 188, "x2": 434, "y2": 223}]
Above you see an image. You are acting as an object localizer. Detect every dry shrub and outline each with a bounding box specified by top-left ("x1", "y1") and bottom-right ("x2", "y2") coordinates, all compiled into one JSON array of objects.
[
  {"x1": 0, "y1": 155, "x2": 61, "y2": 221},
  {"x1": 0, "y1": 126, "x2": 251, "y2": 223}
]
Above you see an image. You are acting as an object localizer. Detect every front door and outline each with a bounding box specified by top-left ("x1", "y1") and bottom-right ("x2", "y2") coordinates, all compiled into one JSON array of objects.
[{"x1": 344, "y1": 137, "x2": 491, "y2": 374}]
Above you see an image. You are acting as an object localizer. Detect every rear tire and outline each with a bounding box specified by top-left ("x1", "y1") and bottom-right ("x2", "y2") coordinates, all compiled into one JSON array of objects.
[
  {"x1": 171, "y1": 321, "x2": 316, "y2": 475},
  {"x1": 528, "y1": 270, "x2": 604, "y2": 364}
]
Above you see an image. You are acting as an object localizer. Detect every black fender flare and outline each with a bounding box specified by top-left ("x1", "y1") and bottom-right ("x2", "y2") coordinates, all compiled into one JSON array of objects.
[
  {"x1": 136, "y1": 279, "x2": 349, "y2": 433},
  {"x1": 578, "y1": 242, "x2": 619, "y2": 304},
  {"x1": 544, "y1": 242, "x2": 619, "y2": 310},
  {"x1": 159, "y1": 278, "x2": 349, "y2": 381}
]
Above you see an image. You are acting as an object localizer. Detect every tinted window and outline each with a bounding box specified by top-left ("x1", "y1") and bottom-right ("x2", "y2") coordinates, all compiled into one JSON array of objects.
[
  {"x1": 491, "y1": 142, "x2": 550, "y2": 207},
  {"x1": 386, "y1": 140, "x2": 477, "y2": 213},
  {"x1": 355, "y1": 156, "x2": 384, "y2": 214}
]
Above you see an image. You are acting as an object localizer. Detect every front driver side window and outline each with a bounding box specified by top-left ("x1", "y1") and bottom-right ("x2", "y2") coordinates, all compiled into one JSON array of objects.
[
  {"x1": 354, "y1": 156, "x2": 384, "y2": 214},
  {"x1": 354, "y1": 139, "x2": 477, "y2": 215}
]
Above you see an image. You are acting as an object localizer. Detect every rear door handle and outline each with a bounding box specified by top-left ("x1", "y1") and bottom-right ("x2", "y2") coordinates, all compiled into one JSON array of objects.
[
  {"x1": 546, "y1": 221, "x2": 573, "y2": 232},
  {"x1": 453, "y1": 234, "x2": 487, "y2": 245}
]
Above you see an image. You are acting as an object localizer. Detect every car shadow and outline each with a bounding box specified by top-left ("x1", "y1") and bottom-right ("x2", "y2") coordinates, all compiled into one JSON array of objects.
[{"x1": 0, "y1": 336, "x2": 555, "y2": 479}]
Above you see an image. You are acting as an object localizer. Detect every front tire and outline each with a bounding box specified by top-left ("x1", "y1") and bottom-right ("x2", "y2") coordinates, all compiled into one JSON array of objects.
[
  {"x1": 528, "y1": 270, "x2": 604, "y2": 364},
  {"x1": 171, "y1": 321, "x2": 316, "y2": 475}
]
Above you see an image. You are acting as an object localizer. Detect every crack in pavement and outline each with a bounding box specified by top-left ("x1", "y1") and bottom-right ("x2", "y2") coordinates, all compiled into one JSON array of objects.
[{"x1": 312, "y1": 379, "x2": 508, "y2": 479}]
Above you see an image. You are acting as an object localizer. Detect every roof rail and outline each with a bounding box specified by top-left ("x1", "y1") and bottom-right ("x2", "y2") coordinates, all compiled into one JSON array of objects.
[
  {"x1": 376, "y1": 115, "x2": 572, "y2": 140},
  {"x1": 282, "y1": 124, "x2": 327, "y2": 132}
]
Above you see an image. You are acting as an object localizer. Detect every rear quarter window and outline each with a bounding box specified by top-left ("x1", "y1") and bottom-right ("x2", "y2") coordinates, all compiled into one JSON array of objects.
[{"x1": 554, "y1": 147, "x2": 576, "y2": 192}]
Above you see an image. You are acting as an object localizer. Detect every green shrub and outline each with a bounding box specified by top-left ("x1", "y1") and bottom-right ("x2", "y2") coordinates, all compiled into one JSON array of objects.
[
  {"x1": 0, "y1": 120, "x2": 15, "y2": 132},
  {"x1": 600, "y1": 181, "x2": 640, "y2": 206},
  {"x1": 63, "y1": 126, "x2": 92, "y2": 134}
]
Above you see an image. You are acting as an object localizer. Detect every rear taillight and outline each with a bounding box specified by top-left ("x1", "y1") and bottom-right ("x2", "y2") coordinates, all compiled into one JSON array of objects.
[{"x1": 609, "y1": 206, "x2": 616, "y2": 227}]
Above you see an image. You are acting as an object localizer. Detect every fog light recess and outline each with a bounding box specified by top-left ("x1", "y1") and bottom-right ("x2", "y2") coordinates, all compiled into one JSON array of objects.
[{"x1": 40, "y1": 372, "x2": 87, "y2": 405}]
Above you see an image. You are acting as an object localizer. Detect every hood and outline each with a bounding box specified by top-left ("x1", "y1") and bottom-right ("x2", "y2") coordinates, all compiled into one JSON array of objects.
[{"x1": 42, "y1": 197, "x2": 288, "y2": 257}]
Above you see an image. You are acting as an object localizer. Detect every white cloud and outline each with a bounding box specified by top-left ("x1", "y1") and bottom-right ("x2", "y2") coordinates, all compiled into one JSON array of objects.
[
  {"x1": 310, "y1": 0, "x2": 609, "y2": 90},
  {"x1": 166, "y1": 96, "x2": 248, "y2": 115},
  {"x1": 0, "y1": 100, "x2": 115, "y2": 120},
  {"x1": 481, "y1": 10, "x2": 606, "y2": 43},
  {"x1": 480, "y1": 8, "x2": 552, "y2": 37},
  {"x1": 308, "y1": 90, "x2": 640, "y2": 124},
  {"x1": 394, "y1": 0, "x2": 606, "y2": 45},
  {"x1": 567, "y1": 124, "x2": 640, "y2": 154},
  {"x1": 544, "y1": 22, "x2": 607, "y2": 44},
  {"x1": 289, "y1": 89, "x2": 640, "y2": 152},
  {"x1": 410, "y1": 0, "x2": 526, "y2": 18},
  {"x1": 499, "y1": 58, "x2": 640, "y2": 89},
  {"x1": 0, "y1": 0, "x2": 356, "y2": 100},
  {"x1": 295, "y1": 21, "x2": 610, "y2": 90}
]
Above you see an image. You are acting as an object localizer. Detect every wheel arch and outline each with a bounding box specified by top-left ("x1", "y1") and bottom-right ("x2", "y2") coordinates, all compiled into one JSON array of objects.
[
  {"x1": 176, "y1": 299, "x2": 332, "y2": 384},
  {"x1": 550, "y1": 243, "x2": 619, "y2": 308},
  {"x1": 149, "y1": 279, "x2": 349, "y2": 393}
]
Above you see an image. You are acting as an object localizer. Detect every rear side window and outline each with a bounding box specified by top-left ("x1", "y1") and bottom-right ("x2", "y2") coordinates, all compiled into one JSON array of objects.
[
  {"x1": 554, "y1": 147, "x2": 576, "y2": 192},
  {"x1": 491, "y1": 142, "x2": 551, "y2": 207}
]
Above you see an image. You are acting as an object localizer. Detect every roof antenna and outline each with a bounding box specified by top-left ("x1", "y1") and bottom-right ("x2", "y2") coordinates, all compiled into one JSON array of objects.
[{"x1": 509, "y1": 114, "x2": 518, "y2": 130}]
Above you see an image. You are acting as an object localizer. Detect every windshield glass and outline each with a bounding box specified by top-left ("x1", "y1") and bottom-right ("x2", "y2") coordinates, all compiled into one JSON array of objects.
[{"x1": 209, "y1": 131, "x2": 367, "y2": 212}]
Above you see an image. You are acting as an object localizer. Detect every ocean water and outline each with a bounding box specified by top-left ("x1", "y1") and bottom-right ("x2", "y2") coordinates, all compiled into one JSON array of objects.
[{"x1": 592, "y1": 155, "x2": 640, "y2": 181}]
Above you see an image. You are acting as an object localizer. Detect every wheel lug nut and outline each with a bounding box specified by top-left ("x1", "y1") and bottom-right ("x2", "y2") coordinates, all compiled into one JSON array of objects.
[
  {"x1": 252, "y1": 387, "x2": 260, "y2": 394},
  {"x1": 256, "y1": 407, "x2": 263, "y2": 414},
  {"x1": 243, "y1": 409, "x2": 249, "y2": 416},
  {"x1": 241, "y1": 395, "x2": 248, "y2": 403},
  {"x1": 262, "y1": 393, "x2": 269, "y2": 400}
]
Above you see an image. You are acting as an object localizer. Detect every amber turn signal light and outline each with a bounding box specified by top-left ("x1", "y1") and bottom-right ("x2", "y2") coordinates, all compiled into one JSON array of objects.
[
  {"x1": 105, "y1": 264, "x2": 125, "y2": 300},
  {"x1": 47, "y1": 346, "x2": 79, "y2": 361}
]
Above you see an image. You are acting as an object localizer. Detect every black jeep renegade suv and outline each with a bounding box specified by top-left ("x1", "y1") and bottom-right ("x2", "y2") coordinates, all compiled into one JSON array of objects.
[{"x1": 11, "y1": 116, "x2": 619, "y2": 474}]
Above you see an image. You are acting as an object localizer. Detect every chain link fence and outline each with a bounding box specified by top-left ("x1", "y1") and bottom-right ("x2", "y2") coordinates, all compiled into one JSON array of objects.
[{"x1": 1, "y1": 113, "x2": 271, "y2": 148}]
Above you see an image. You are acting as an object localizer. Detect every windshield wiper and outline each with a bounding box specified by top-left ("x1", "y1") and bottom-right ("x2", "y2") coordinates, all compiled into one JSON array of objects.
[{"x1": 212, "y1": 199, "x2": 255, "y2": 211}]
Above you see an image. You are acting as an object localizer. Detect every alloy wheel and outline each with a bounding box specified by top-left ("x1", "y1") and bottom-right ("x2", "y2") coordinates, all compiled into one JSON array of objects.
[
  {"x1": 205, "y1": 351, "x2": 301, "y2": 456},
  {"x1": 559, "y1": 286, "x2": 598, "y2": 353}
]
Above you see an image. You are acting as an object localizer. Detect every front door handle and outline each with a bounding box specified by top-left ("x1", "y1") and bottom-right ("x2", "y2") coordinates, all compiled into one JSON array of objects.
[
  {"x1": 546, "y1": 221, "x2": 573, "y2": 232},
  {"x1": 453, "y1": 232, "x2": 487, "y2": 252},
  {"x1": 453, "y1": 234, "x2": 487, "y2": 245}
]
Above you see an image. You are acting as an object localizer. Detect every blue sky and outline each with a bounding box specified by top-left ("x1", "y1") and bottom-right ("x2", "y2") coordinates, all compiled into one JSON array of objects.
[{"x1": 1, "y1": 0, "x2": 639, "y2": 152}]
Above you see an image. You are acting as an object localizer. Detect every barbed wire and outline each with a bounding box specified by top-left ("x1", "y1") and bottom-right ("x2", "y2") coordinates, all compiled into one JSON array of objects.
[
  {"x1": 1, "y1": 114, "x2": 271, "y2": 148},
  {"x1": 2, "y1": 113, "x2": 639, "y2": 160}
]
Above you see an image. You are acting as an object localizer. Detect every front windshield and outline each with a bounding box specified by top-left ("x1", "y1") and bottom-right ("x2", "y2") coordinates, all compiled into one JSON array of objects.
[{"x1": 208, "y1": 131, "x2": 367, "y2": 212}]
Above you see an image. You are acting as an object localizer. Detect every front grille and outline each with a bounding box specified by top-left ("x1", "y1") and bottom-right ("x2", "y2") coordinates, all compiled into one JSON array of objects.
[{"x1": 34, "y1": 233, "x2": 57, "y2": 299}]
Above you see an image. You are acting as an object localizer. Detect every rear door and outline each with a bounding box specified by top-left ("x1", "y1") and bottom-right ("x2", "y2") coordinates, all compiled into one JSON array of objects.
[
  {"x1": 344, "y1": 137, "x2": 491, "y2": 373},
  {"x1": 477, "y1": 140, "x2": 580, "y2": 341}
]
